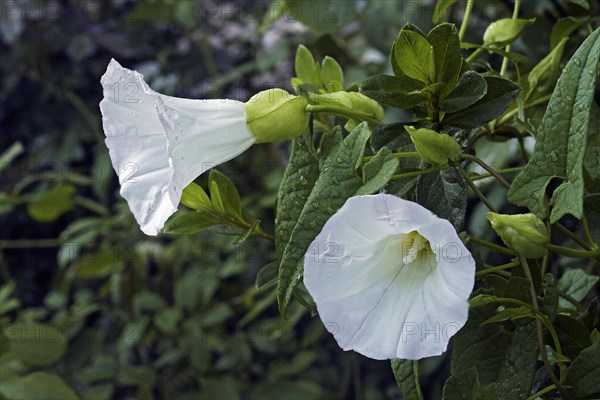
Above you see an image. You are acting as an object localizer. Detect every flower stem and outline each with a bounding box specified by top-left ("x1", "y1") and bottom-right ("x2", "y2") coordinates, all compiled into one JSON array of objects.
[
  {"x1": 500, "y1": 0, "x2": 521, "y2": 76},
  {"x1": 363, "y1": 152, "x2": 420, "y2": 162},
  {"x1": 555, "y1": 222, "x2": 591, "y2": 250},
  {"x1": 467, "y1": 236, "x2": 516, "y2": 256},
  {"x1": 498, "y1": 94, "x2": 551, "y2": 125},
  {"x1": 526, "y1": 384, "x2": 556, "y2": 400},
  {"x1": 519, "y1": 256, "x2": 570, "y2": 397},
  {"x1": 390, "y1": 164, "x2": 449, "y2": 181},
  {"x1": 459, "y1": 0, "x2": 475, "y2": 42},
  {"x1": 545, "y1": 243, "x2": 600, "y2": 259},
  {"x1": 465, "y1": 47, "x2": 484, "y2": 63},
  {"x1": 470, "y1": 166, "x2": 523, "y2": 182},
  {"x1": 460, "y1": 153, "x2": 511, "y2": 189},
  {"x1": 476, "y1": 259, "x2": 520, "y2": 277},
  {"x1": 456, "y1": 163, "x2": 497, "y2": 212}
]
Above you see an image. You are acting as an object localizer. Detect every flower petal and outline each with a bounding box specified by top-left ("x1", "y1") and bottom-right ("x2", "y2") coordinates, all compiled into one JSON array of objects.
[
  {"x1": 304, "y1": 194, "x2": 475, "y2": 360},
  {"x1": 99, "y1": 59, "x2": 255, "y2": 235}
]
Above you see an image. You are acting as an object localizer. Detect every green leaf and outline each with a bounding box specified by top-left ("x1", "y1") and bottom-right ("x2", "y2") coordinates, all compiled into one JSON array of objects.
[
  {"x1": 27, "y1": 184, "x2": 76, "y2": 222},
  {"x1": 0, "y1": 372, "x2": 79, "y2": 400},
  {"x1": 522, "y1": 37, "x2": 568, "y2": 102},
  {"x1": 278, "y1": 123, "x2": 391, "y2": 314},
  {"x1": 508, "y1": 28, "x2": 600, "y2": 222},
  {"x1": 440, "y1": 71, "x2": 487, "y2": 112},
  {"x1": 0, "y1": 141, "x2": 24, "y2": 172},
  {"x1": 76, "y1": 247, "x2": 124, "y2": 279},
  {"x1": 275, "y1": 133, "x2": 320, "y2": 260},
  {"x1": 568, "y1": 0, "x2": 590, "y2": 10},
  {"x1": 405, "y1": 126, "x2": 460, "y2": 164},
  {"x1": 469, "y1": 294, "x2": 499, "y2": 308},
  {"x1": 566, "y1": 342, "x2": 600, "y2": 398},
  {"x1": 416, "y1": 167, "x2": 466, "y2": 231},
  {"x1": 360, "y1": 75, "x2": 425, "y2": 109},
  {"x1": 209, "y1": 170, "x2": 243, "y2": 221},
  {"x1": 180, "y1": 182, "x2": 212, "y2": 212},
  {"x1": 391, "y1": 359, "x2": 424, "y2": 400},
  {"x1": 483, "y1": 18, "x2": 535, "y2": 47},
  {"x1": 452, "y1": 303, "x2": 538, "y2": 400},
  {"x1": 163, "y1": 211, "x2": 221, "y2": 235},
  {"x1": 557, "y1": 269, "x2": 600, "y2": 308},
  {"x1": 370, "y1": 123, "x2": 414, "y2": 152},
  {"x1": 442, "y1": 367, "x2": 480, "y2": 400},
  {"x1": 442, "y1": 75, "x2": 520, "y2": 129},
  {"x1": 294, "y1": 45, "x2": 320, "y2": 86},
  {"x1": 356, "y1": 147, "x2": 399, "y2": 195},
  {"x1": 393, "y1": 29, "x2": 436, "y2": 83},
  {"x1": 256, "y1": 261, "x2": 279, "y2": 290},
  {"x1": 480, "y1": 306, "x2": 533, "y2": 326},
  {"x1": 550, "y1": 17, "x2": 583, "y2": 49},
  {"x1": 321, "y1": 56, "x2": 344, "y2": 92},
  {"x1": 433, "y1": 0, "x2": 458, "y2": 24},
  {"x1": 583, "y1": 103, "x2": 600, "y2": 191},
  {"x1": 427, "y1": 23, "x2": 462, "y2": 97},
  {"x1": 2, "y1": 323, "x2": 67, "y2": 366},
  {"x1": 555, "y1": 315, "x2": 592, "y2": 359},
  {"x1": 584, "y1": 194, "x2": 600, "y2": 245},
  {"x1": 284, "y1": 0, "x2": 364, "y2": 35}
]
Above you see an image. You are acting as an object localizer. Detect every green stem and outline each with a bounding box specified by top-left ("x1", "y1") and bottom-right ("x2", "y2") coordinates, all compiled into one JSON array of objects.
[
  {"x1": 555, "y1": 222, "x2": 591, "y2": 250},
  {"x1": 467, "y1": 236, "x2": 516, "y2": 255},
  {"x1": 526, "y1": 384, "x2": 556, "y2": 400},
  {"x1": 500, "y1": 0, "x2": 521, "y2": 76},
  {"x1": 390, "y1": 164, "x2": 449, "y2": 181},
  {"x1": 460, "y1": 153, "x2": 511, "y2": 188},
  {"x1": 457, "y1": 163, "x2": 497, "y2": 212},
  {"x1": 476, "y1": 259, "x2": 520, "y2": 277},
  {"x1": 545, "y1": 243, "x2": 600, "y2": 259},
  {"x1": 0, "y1": 239, "x2": 65, "y2": 249},
  {"x1": 73, "y1": 196, "x2": 109, "y2": 216},
  {"x1": 520, "y1": 256, "x2": 569, "y2": 395},
  {"x1": 498, "y1": 94, "x2": 552, "y2": 125},
  {"x1": 465, "y1": 47, "x2": 484, "y2": 63},
  {"x1": 470, "y1": 167, "x2": 523, "y2": 182},
  {"x1": 363, "y1": 151, "x2": 420, "y2": 162},
  {"x1": 458, "y1": 0, "x2": 475, "y2": 42},
  {"x1": 582, "y1": 214, "x2": 597, "y2": 248},
  {"x1": 557, "y1": 289, "x2": 586, "y2": 312}
]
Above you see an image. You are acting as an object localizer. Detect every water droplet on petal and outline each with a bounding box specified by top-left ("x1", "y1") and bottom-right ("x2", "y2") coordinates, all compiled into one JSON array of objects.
[
  {"x1": 120, "y1": 77, "x2": 125, "y2": 81},
  {"x1": 175, "y1": 136, "x2": 179, "y2": 141},
  {"x1": 180, "y1": 156, "x2": 184, "y2": 160},
  {"x1": 173, "y1": 185, "x2": 178, "y2": 191},
  {"x1": 131, "y1": 112, "x2": 136, "y2": 116}
]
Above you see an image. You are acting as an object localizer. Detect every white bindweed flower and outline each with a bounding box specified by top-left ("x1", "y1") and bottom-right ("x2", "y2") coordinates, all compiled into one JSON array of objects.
[
  {"x1": 304, "y1": 194, "x2": 475, "y2": 360},
  {"x1": 100, "y1": 59, "x2": 307, "y2": 235}
]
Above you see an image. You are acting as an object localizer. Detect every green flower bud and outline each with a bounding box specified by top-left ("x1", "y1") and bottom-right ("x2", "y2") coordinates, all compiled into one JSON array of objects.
[
  {"x1": 486, "y1": 212, "x2": 549, "y2": 258},
  {"x1": 245, "y1": 89, "x2": 309, "y2": 143},
  {"x1": 308, "y1": 91, "x2": 384, "y2": 126}
]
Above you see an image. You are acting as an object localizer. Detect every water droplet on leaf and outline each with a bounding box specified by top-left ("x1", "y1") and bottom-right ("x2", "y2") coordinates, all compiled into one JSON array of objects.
[
  {"x1": 550, "y1": 151, "x2": 558, "y2": 162},
  {"x1": 573, "y1": 57, "x2": 581, "y2": 66}
]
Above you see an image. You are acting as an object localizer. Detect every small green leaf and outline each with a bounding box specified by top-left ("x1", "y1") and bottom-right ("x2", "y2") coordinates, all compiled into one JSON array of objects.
[
  {"x1": 256, "y1": 261, "x2": 278, "y2": 290},
  {"x1": 181, "y1": 182, "x2": 212, "y2": 212},
  {"x1": 523, "y1": 37, "x2": 568, "y2": 102},
  {"x1": 360, "y1": 75, "x2": 425, "y2": 108},
  {"x1": 469, "y1": 294, "x2": 499, "y2": 308},
  {"x1": 391, "y1": 359, "x2": 424, "y2": 400},
  {"x1": 545, "y1": 345, "x2": 571, "y2": 365},
  {"x1": 442, "y1": 75, "x2": 520, "y2": 129},
  {"x1": 27, "y1": 184, "x2": 76, "y2": 222},
  {"x1": 0, "y1": 372, "x2": 79, "y2": 400},
  {"x1": 405, "y1": 126, "x2": 460, "y2": 164},
  {"x1": 441, "y1": 71, "x2": 487, "y2": 112},
  {"x1": 393, "y1": 29, "x2": 436, "y2": 83},
  {"x1": 550, "y1": 17, "x2": 583, "y2": 49},
  {"x1": 356, "y1": 147, "x2": 399, "y2": 195},
  {"x1": 416, "y1": 167, "x2": 466, "y2": 231},
  {"x1": 433, "y1": 0, "x2": 458, "y2": 24},
  {"x1": 427, "y1": 23, "x2": 462, "y2": 97},
  {"x1": 321, "y1": 56, "x2": 344, "y2": 92},
  {"x1": 163, "y1": 211, "x2": 221, "y2": 235},
  {"x1": 480, "y1": 306, "x2": 533, "y2": 326},
  {"x1": 209, "y1": 170, "x2": 243, "y2": 220},
  {"x1": 557, "y1": 269, "x2": 600, "y2": 308},
  {"x1": 209, "y1": 180, "x2": 225, "y2": 214},
  {"x1": 295, "y1": 45, "x2": 320, "y2": 87},
  {"x1": 508, "y1": 28, "x2": 600, "y2": 222},
  {"x1": 566, "y1": 342, "x2": 600, "y2": 398},
  {"x1": 483, "y1": 18, "x2": 535, "y2": 47},
  {"x1": 76, "y1": 248, "x2": 124, "y2": 279},
  {"x1": 555, "y1": 315, "x2": 592, "y2": 359}
]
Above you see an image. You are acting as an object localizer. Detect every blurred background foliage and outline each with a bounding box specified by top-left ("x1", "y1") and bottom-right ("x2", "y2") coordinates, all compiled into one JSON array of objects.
[{"x1": 0, "y1": 0, "x2": 596, "y2": 399}]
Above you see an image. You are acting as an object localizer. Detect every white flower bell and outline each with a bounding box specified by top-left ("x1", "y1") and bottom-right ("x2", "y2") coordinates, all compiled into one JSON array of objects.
[
  {"x1": 99, "y1": 59, "x2": 307, "y2": 235},
  {"x1": 303, "y1": 194, "x2": 475, "y2": 360}
]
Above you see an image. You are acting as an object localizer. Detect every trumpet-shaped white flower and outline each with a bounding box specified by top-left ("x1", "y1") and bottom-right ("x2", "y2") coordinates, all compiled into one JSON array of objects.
[
  {"x1": 100, "y1": 59, "x2": 307, "y2": 235},
  {"x1": 304, "y1": 194, "x2": 475, "y2": 360}
]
